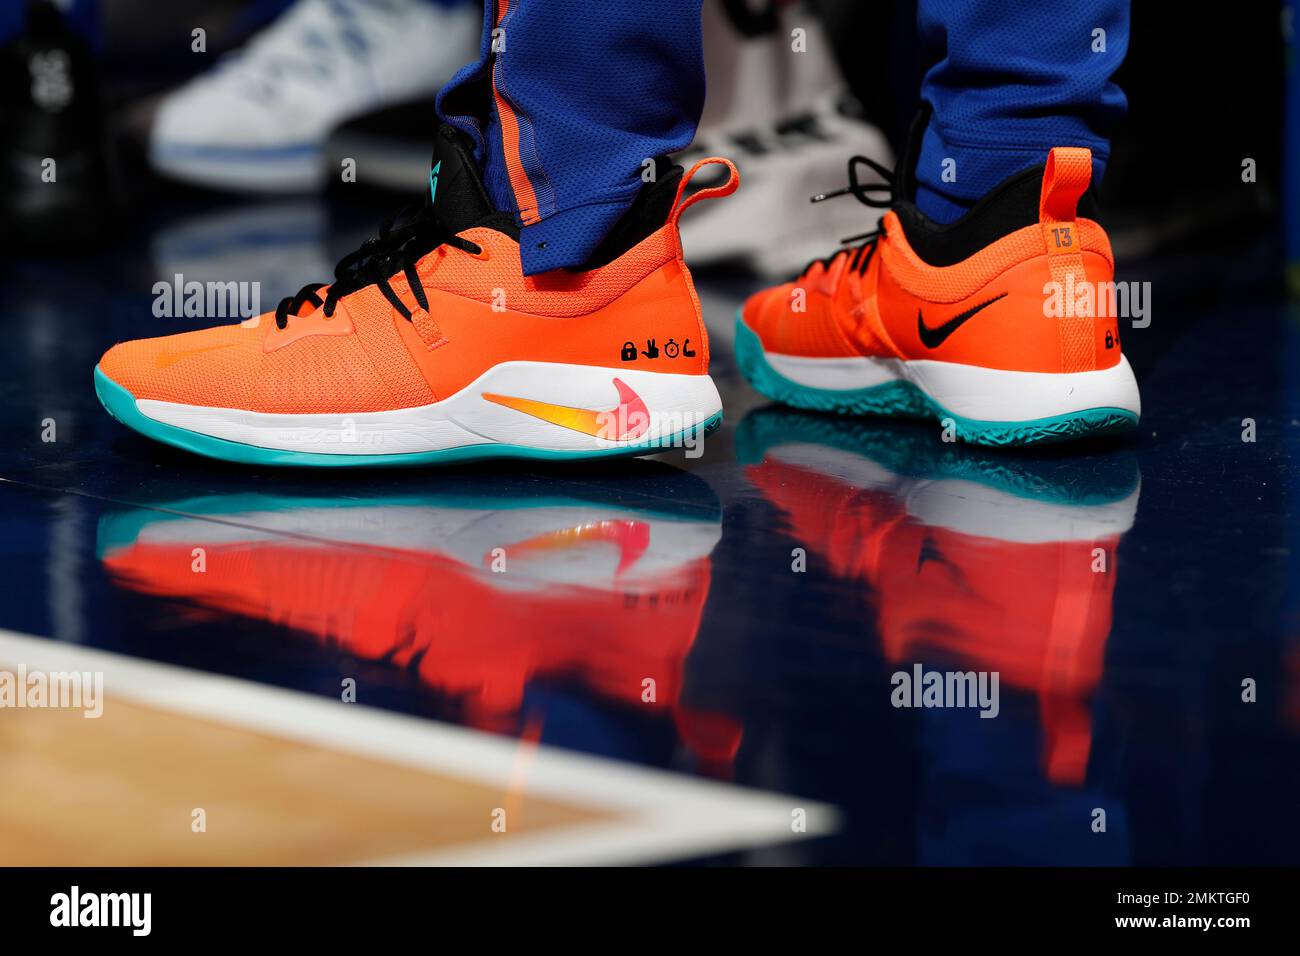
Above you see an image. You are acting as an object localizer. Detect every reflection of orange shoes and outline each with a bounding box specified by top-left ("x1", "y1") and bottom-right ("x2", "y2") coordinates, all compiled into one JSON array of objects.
[
  {"x1": 737, "y1": 133, "x2": 1140, "y2": 446},
  {"x1": 97, "y1": 470, "x2": 742, "y2": 766},
  {"x1": 736, "y1": 409, "x2": 1140, "y2": 783},
  {"x1": 96, "y1": 126, "x2": 735, "y2": 466}
]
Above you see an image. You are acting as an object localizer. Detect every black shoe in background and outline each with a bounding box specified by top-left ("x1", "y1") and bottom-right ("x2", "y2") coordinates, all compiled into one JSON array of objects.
[
  {"x1": 325, "y1": 97, "x2": 439, "y2": 195},
  {"x1": 1, "y1": 0, "x2": 117, "y2": 254}
]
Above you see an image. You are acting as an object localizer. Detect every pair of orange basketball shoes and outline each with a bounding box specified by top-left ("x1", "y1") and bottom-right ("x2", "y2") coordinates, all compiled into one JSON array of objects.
[{"x1": 95, "y1": 123, "x2": 1140, "y2": 466}]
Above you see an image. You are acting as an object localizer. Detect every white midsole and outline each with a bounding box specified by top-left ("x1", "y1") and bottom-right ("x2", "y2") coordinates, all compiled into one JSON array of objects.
[
  {"x1": 134, "y1": 362, "x2": 723, "y2": 455},
  {"x1": 105, "y1": 503, "x2": 722, "y2": 593},
  {"x1": 764, "y1": 351, "x2": 1141, "y2": 422}
]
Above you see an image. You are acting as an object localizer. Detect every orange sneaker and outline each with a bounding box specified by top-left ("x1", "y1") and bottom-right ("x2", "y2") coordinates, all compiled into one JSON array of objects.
[
  {"x1": 97, "y1": 469, "x2": 741, "y2": 768},
  {"x1": 95, "y1": 126, "x2": 735, "y2": 466},
  {"x1": 736, "y1": 407, "x2": 1140, "y2": 783},
  {"x1": 737, "y1": 133, "x2": 1140, "y2": 446}
]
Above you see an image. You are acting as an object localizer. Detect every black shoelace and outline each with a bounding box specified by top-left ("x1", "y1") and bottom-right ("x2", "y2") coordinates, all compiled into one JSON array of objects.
[
  {"x1": 802, "y1": 155, "x2": 895, "y2": 277},
  {"x1": 273, "y1": 203, "x2": 482, "y2": 330}
]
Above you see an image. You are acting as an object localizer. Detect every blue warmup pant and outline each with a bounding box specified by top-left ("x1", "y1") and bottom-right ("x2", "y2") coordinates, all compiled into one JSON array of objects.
[
  {"x1": 438, "y1": 0, "x2": 704, "y2": 275},
  {"x1": 915, "y1": 0, "x2": 1130, "y2": 222},
  {"x1": 438, "y1": 0, "x2": 1128, "y2": 273}
]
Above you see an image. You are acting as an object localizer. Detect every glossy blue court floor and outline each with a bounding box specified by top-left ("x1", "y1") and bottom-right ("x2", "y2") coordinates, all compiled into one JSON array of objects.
[{"x1": 1, "y1": 195, "x2": 1297, "y2": 864}]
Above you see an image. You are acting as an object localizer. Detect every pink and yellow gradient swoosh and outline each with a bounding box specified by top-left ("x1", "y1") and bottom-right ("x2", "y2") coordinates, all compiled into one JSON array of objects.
[
  {"x1": 481, "y1": 378, "x2": 650, "y2": 441},
  {"x1": 487, "y1": 519, "x2": 651, "y2": 577}
]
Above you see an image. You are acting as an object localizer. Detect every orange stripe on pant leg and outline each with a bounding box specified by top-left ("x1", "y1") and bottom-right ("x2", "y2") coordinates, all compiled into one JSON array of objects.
[{"x1": 492, "y1": 0, "x2": 542, "y2": 225}]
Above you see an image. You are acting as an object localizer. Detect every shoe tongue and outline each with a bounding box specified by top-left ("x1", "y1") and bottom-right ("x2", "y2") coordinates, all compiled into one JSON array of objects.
[{"x1": 427, "y1": 124, "x2": 496, "y2": 234}]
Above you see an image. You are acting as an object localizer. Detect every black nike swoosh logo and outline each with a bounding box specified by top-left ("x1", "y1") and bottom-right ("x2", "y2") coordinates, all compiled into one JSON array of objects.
[
  {"x1": 916, "y1": 536, "x2": 944, "y2": 573},
  {"x1": 917, "y1": 292, "x2": 1008, "y2": 349}
]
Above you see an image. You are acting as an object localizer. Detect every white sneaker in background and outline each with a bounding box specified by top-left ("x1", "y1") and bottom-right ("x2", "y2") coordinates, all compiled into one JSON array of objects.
[
  {"x1": 149, "y1": 0, "x2": 480, "y2": 193},
  {"x1": 679, "y1": 96, "x2": 893, "y2": 279},
  {"x1": 698, "y1": 0, "x2": 841, "y2": 136}
]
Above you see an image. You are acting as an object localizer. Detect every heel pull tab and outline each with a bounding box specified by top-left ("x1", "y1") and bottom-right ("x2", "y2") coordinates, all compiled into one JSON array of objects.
[
  {"x1": 1039, "y1": 147, "x2": 1094, "y2": 374},
  {"x1": 669, "y1": 157, "x2": 740, "y2": 228},
  {"x1": 1039, "y1": 146, "x2": 1091, "y2": 225}
]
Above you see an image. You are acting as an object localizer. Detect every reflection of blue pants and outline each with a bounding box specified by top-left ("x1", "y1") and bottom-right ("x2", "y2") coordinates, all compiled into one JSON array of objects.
[{"x1": 435, "y1": 0, "x2": 1129, "y2": 271}]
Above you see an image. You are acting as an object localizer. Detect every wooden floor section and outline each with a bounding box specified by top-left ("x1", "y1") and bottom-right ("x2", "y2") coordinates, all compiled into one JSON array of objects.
[
  {"x1": 0, "y1": 631, "x2": 834, "y2": 866},
  {"x1": 0, "y1": 694, "x2": 607, "y2": 866}
]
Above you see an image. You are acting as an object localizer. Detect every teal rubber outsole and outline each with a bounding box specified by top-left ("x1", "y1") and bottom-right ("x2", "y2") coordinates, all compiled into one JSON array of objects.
[
  {"x1": 733, "y1": 313, "x2": 1137, "y2": 448},
  {"x1": 94, "y1": 365, "x2": 722, "y2": 468}
]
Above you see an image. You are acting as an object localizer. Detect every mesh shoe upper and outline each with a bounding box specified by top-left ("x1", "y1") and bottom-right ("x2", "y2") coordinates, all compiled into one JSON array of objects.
[{"x1": 100, "y1": 291, "x2": 436, "y2": 415}]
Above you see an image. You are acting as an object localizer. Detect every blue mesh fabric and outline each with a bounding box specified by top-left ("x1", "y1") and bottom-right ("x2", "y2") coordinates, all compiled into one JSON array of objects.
[
  {"x1": 438, "y1": 0, "x2": 704, "y2": 274},
  {"x1": 915, "y1": 0, "x2": 1130, "y2": 222}
]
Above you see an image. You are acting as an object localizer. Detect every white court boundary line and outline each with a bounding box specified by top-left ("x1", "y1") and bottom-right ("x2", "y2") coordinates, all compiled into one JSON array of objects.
[{"x1": 0, "y1": 629, "x2": 837, "y2": 866}]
